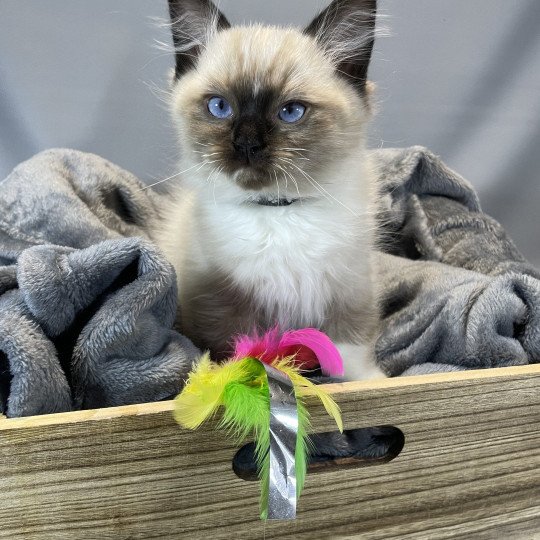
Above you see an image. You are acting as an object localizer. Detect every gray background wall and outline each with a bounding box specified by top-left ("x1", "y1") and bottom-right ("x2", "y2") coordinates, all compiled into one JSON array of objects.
[{"x1": 1, "y1": 0, "x2": 539, "y2": 266}]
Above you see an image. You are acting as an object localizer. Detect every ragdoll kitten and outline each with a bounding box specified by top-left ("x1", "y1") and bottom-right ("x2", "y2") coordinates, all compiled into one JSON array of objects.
[{"x1": 156, "y1": 0, "x2": 384, "y2": 380}]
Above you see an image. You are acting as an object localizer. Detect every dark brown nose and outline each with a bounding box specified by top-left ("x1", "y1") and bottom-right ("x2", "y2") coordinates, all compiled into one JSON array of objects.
[
  {"x1": 232, "y1": 117, "x2": 267, "y2": 164},
  {"x1": 233, "y1": 141, "x2": 264, "y2": 162}
]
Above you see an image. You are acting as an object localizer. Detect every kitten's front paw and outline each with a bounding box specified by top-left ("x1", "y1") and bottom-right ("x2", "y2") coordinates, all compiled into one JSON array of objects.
[{"x1": 336, "y1": 342, "x2": 387, "y2": 381}]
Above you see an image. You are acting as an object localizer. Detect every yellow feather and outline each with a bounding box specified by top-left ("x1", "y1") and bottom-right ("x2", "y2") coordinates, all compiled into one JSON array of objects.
[
  {"x1": 174, "y1": 354, "x2": 253, "y2": 429},
  {"x1": 175, "y1": 354, "x2": 342, "y2": 433},
  {"x1": 273, "y1": 359, "x2": 343, "y2": 432},
  {"x1": 174, "y1": 354, "x2": 216, "y2": 428}
]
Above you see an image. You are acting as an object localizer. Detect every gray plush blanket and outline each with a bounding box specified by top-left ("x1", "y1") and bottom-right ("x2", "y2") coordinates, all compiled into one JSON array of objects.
[{"x1": 1, "y1": 147, "x2": 538, "y2": 418}]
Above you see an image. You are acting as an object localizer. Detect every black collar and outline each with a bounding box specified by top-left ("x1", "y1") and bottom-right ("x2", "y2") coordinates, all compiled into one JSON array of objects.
[{"x1": 255, "y1": 197, "x2": 299, "y2": 207}]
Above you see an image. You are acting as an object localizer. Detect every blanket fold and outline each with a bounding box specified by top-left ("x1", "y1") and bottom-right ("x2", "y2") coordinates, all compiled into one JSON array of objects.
[
  {"x1": 0, "y1": 149, "x2": 200, "y2": 417},
  {"x1": 373, "y1": 147, "x2": 540, "y2": 375},
  {"x1": 0, "y1": 146, "x2": 538, "y2": 416}
]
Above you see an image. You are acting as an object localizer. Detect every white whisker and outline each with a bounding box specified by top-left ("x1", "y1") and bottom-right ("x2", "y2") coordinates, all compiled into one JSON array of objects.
[
  {"x1": 288, "y1": 161, "x2": 360, "y2": 217},
  {"x1": 139, "y1": 162, "x2": 202, "y2": 191}
]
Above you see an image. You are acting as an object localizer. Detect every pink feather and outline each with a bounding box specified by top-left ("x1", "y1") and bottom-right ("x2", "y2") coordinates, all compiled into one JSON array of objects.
[{"x1": 232, "y1": 328, "x2": 344, "y2": 377}]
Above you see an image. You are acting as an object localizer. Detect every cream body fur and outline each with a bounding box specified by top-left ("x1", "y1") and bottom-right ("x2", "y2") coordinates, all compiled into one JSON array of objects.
[{"x1": 157, "y1": 2, "x2": 384, "y2": 379}]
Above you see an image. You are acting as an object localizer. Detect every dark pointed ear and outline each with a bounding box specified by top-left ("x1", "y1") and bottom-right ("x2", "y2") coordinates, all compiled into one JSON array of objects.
[
  {"x1": 168, "y1": 0, "x2": 230, "y2": 79},
  {"x1": 305, "y1": 0, "x2": 377, "y2": 95}
]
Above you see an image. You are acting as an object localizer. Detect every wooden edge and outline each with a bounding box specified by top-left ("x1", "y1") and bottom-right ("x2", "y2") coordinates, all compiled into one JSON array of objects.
[{"x1": 1, "y1": 364, "x2": 539, "y2": 431}]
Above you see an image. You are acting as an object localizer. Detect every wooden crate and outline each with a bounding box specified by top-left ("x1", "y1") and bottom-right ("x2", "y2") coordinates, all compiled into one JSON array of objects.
[{"x1": 0, "y1": 365, "x2": 539, "y2": 539}]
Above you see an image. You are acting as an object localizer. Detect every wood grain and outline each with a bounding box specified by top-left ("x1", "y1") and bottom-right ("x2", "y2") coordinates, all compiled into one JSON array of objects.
[{"x1": 0, "y1": 365, "x2": 539, "y2": 539}]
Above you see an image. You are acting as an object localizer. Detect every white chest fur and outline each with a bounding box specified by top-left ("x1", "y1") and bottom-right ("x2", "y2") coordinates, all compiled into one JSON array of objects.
[
  {"x1": 157, "y1": 154, "x2": 376, "y2": 324},
  {"x1": 190, "y1": 195, "x2": 372, "y2": 328},
  {"x1": 156, "y1": 162, "x2": 383, "y2": 379}
]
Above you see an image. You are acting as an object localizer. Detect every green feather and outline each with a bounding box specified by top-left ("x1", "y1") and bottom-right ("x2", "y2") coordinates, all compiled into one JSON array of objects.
[{"x1": 174, "y1": 356, "x2": 342, "y2": 520}]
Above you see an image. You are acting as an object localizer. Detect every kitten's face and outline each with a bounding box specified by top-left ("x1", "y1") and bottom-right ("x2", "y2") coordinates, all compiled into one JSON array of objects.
[
  {"x1": 171, "y1": 27, "x2": 367, "y2": 193},
  {"x1": 168, "y1": 0, "x2": 377, "y2": 199}
]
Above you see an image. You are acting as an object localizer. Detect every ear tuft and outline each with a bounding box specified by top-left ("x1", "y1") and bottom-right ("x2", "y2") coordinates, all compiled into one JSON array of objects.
[
  {"x1": 305, "y1": 0, "x2": 377, "y2": 95},
  {"x1": 168, "y1": 0, "x2": 230, "y2": 79}
]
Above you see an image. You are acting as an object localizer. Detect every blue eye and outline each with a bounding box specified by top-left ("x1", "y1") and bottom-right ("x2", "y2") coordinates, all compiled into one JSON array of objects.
[
  {"x1": 207, "y1": 96, "x2": 233, "y2": 119},
  {"x1": 278, "y1": 102, "x2": 306, "y2": 123}
]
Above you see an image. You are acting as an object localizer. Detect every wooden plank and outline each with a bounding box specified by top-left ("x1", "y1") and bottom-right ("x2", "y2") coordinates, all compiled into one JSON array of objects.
[{"x1": 0, "y1": 365, "x2": 539, "y2": 539}]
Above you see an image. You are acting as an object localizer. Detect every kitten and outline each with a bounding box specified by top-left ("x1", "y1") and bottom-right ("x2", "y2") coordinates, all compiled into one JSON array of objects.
[{"x1": 155, "y1": 0, "x2": 385, "y2": 380}]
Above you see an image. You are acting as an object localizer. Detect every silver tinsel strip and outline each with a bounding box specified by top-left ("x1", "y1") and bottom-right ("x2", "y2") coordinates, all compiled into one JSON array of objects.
[{"x1": 261, "y1": 362, "x2": 298, "y2": 520}]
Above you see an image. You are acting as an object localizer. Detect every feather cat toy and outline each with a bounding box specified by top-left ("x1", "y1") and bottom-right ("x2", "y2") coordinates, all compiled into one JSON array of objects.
[{"x1": 174, "y1": 328, "x2": 344, "y2": 519}]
